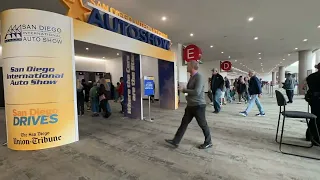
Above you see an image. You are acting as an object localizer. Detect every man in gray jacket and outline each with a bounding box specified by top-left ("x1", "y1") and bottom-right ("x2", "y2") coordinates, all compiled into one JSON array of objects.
[
  {"x1": 283, "y1": 73, "x2": 295, "y2": 103},
  {"x1": 165, "y1": 61, "x2": 212, "y2": 149}
]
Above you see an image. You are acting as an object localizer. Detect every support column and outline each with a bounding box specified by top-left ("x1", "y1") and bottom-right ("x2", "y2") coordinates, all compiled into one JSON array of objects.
[
  {"x1": 278, "y1": 66, "x2": 285, "y2": 88},
  {"x1": 272, "y1": 71, "x2": 276, "y2": 85},
  {"x1": 315, "y1": 50, "x2": 320, "y2": 65},
  {"x1": 298, "y1": 50, "x2": 313, "y2": 95},
  {"x1": 172, "y1": 43, "x2": 187, "y2": 103}
]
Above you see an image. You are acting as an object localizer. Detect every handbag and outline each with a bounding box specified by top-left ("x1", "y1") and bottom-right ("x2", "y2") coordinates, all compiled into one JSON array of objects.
[{"x1": 99, "y1": 94, "x2": 106, "y2": 102}]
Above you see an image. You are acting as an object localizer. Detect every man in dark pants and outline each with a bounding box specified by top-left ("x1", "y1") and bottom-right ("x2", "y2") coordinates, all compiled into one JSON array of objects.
[
  {"x1": 283, "y1": 73, "x2": 295, "y2": 103},
  {"x1": 165, "y1": 60, "x2": 212, "y2": 149},
  {"x1": 306, "y1": 63, "x2": 320, "y2": 144},
  {"x1": 211, "y1": 68, "x2": 224, "y2": 113}
]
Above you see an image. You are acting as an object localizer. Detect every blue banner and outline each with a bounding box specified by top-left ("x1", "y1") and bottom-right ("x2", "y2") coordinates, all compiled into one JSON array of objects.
[
  {"x1": 122, "y1": 52, "x2": 142, "y2": 119},
  {"x1": 144, "y1": 76, "x2": 155, "y2": 96},
  {"x1": 158, "y1": 60, "x2": 175, "y2": 109}
]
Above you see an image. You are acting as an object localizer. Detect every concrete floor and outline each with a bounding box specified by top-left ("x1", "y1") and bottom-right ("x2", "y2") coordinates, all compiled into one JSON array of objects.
[{"x1": 0, "y1": 91, "x2": 320, "y2": 180}]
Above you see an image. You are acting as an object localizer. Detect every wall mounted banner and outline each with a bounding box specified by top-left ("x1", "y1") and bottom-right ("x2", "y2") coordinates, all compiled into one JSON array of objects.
[
  {"x1": 158, "y1": 60, "x2": 176, "y2": 110},
  {"x1": 122, "y1": 52, "x2": 142, "y2": 119},
  {"x1": 144, "y1": 76, "x2": 155, "y2": 96},
  {"x1": 0, "y1": 9, "x2": 78, "y2": 150}
]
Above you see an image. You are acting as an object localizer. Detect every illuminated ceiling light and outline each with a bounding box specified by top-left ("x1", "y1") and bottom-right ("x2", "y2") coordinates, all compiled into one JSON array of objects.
[
  {"x1": 210, "y1": 45, "x2": 213, "y2": 48},
  {"x1": 86, "y1": 47, "x2": 89, "y2": 50},
  {"x1": 117, "y1": 53, "x2": 120, "y2": 56},
  {"x1": 102, "y1": 57, "x2": 105, "y2": 59},
  {"x1": 235, "y1": 60, "x2": 237, "y2": 62},
  {"x1": 318, "y1": 25, "x2": 320, "y2": 28},
  {"x1": 288, "y1": 54, "x2": 291, "y2": 56},
  {"x1": 259, "y1": 57, "x2": 262, "y2": 60},
  {"x1": 295, "y1": 48, "x2": 298, "y2": 50},
  {"x1": 283, "y1": 59, "x2": 285, "y2": 61},
  {"x1": 258, "y1": 52, "x2": 261, "y2": 55},
  {"x1": 303, "y1": 39, "x2": 308, "y2": 42},
  {"x1": 240, "y1": 63, "x2": 242, "y2": 64},
  {"x1": 221, "y1": 52, "x2": 224, "y2": 54},
  {"x1": 161, "y1": 16, "x2": 167, "y2": 21},
  {"x1": 254, "y1": 37, "x2": 259, "y2": 40},
  {"x1": 228, "y1": 56, "x2": 231, "y2": 58},
  {"x1": 248, "y1": 17, "x2": 254, "y2": 22},
  {"x1": 190, "y1": 33, "x2": 194, "y2": 37}
]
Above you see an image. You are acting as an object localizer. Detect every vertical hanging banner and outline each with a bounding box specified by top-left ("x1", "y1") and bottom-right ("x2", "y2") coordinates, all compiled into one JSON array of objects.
[
  {"x1": 122, "y1": 52, "x2": 142, "y2": 119},
  {"x1": 158, "y1": 60, "x2": 176, "y2": 109},
  {"x1": 0, "y1": 9, "x2": 78, "y2": 150}
]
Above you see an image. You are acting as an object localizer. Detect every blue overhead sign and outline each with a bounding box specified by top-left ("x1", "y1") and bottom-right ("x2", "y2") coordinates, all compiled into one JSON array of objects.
[
  {"x1": 144, "y1": 76, "x2": 154, "y2": 96},
  {"x1": 87, "y1": 8, "x2": 171, "y2": 50}
]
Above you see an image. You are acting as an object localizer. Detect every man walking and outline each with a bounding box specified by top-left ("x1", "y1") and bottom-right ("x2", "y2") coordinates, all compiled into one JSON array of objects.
[
  {"x1": 239, "y1": 71, "x2": 265, "y2": 117},
  {"x1": 211, "y1": 68, "x2": 224, "y2": 113},
  {"x1": 165, "y1": 61, "x2": 212, "y2": 149},
  {"x1": 283, "y1": 73, "x2": 295, "y2": 103}
]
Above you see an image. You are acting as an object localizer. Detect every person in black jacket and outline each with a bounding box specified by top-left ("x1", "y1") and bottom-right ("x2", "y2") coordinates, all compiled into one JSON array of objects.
[
  {"x1": 224, "y1": 76, "x2": 232, "y2": 103},
  {"x1": 99, "y1": 84, "x2": 111, "y2": 118},
  {"x1": 237, "y1": 76, "x2": 247, "y2": 104},
  {"x1": 239, "y1": 71, "x2": 265, "y2": 117},
  {"x1": 211, "y1": 68, "x2": 224, "y2": 113},
  {"x1": 305, "y1": 63, "x2": 320, "y2": 144}
]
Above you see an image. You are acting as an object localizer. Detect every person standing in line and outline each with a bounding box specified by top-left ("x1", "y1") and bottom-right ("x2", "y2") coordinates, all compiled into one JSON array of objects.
[
  {"x1": 99, "y1": 84, "x2": 111, "y2": 118},
  {"x1": 239, "y1": 71, "x2": 265, "y2": 117},
  {"x1": 165, "y1": 61, "x2": 212, "y2": 149},
  {"x1": 90, "y1": 82, "x2": 99, "y2": 117},
  {"x1": 211, "y1": 68, "x2": 224, "y2": 113},
  {"x1": 114, "y1": 82, "x2": 120, "y2": 102},
  {"x1": 244, "y1": 77, "x2": 250, "y2": 101},
  {"x1": 207, "y1": 78, "x2": 213, "y2": 104},
  {"x1": 224, "y1": 76, "x2": 232, "y2": 103},
  {"x1": 77, "y1": 79, "x2": 85, "y2": 116},
  {"x1": 283, "y1": 73, "x2": 295, "y2": 103},
  {"x1": 118, "y1": 77, "x2": 124, "y2": 114},
  {"x1": 237, "y1": 76, "x2": 247, "y2": 104},
  {"x1": 81, "y1": 79, "x2": 90, "y2": 111},
  {"x1": 305, "y1": 63, "x2": 320, "y2": 143}
]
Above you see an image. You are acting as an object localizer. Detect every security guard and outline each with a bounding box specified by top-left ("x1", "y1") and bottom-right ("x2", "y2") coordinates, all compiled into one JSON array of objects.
[{"x1": 306, "y1": 62, "x2": 320, "y2": 144}]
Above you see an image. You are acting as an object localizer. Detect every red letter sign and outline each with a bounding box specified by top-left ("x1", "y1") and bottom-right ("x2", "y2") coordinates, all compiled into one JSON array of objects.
[
  {"x1": 183, "y1": 44, "x2": 202, "y2": 62},
  {"x1": 220, "y1": 61, "x2": 232, "y2": 71}
]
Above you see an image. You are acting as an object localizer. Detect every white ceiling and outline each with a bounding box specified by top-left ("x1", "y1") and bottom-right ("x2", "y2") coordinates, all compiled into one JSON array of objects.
[{"x1": 1, "y1": 0, "x2": 320, "y2": 74}]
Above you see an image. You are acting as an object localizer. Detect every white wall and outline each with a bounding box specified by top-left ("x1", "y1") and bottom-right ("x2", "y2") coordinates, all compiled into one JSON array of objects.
[
  {"x1": 105, "y1": 57, "x2": 123, "y2": 84},
  {"x1": 141, "y1": 55, "x2": 159, "y2": 99},
  {"x1": 75, "y1": 56, "x2": 123, "y2": 85}
]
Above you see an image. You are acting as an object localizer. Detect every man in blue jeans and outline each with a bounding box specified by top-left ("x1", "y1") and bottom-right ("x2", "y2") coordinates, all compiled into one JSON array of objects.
[
  {"x1": 239, "y1": 71, "x2": 265, "y2": 117},
  {"x1": 211, "y1": 68, "x2": 224, "y2": 113}
]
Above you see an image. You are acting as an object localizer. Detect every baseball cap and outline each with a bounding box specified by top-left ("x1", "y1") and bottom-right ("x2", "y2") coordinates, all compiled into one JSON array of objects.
[{"x1": 315, "y1": 62, "x2": 320, "y2": 69}]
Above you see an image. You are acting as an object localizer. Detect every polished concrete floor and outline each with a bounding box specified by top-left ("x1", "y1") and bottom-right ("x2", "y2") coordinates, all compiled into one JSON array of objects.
[{"x1": 0, "y1": 90, "x2": 320, "y2": 180}]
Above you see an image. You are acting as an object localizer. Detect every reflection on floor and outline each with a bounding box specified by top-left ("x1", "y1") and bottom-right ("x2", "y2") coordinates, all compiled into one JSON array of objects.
[{"x1": 0, "y1": 94, "x2": 319, "y2": 180}]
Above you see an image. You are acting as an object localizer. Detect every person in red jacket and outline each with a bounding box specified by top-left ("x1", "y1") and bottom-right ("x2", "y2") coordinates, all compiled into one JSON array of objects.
[{"x1": 118, "y1": 77, "x2": 124, "y2": 113}]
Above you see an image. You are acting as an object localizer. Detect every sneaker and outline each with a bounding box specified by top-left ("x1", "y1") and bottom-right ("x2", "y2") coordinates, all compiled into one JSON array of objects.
[
  {"x1": 239, "y1": 111, "x2": 247, "y2": 117},
  {"x1": 165, "y1": 139, "x2": 179, "y2": 148},
  {"x1": 237, "y1": 102, "x2": 242, "y2": 104},
  {"x1": 213, "y1": 111, "x2": 220, "y2": 114},
  {"x1": 198, "y1": 143, "x2": 213, "y2": 149},
  {"x1": 255, "y1": 113, "x2": 265, "y2": 117},
  {"x1": 2, "y1": 142, "x2": 7, "y2": 146}
]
